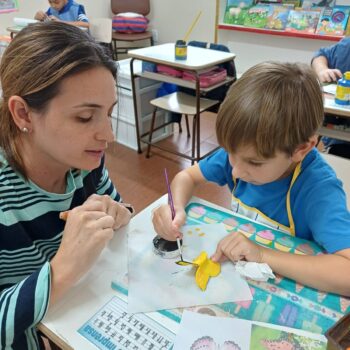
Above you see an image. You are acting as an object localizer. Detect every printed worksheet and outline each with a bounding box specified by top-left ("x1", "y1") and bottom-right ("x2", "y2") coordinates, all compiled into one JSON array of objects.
[
  {"x1": 173, "y1": 311, "x2": 327, "y2": 350},
  {"x1": 78, "y1": 295, "x2": 175, "y2": 350}
]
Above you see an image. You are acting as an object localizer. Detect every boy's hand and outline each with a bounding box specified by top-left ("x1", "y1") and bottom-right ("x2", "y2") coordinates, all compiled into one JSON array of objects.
[
  {"x1": 318, "y1": 68, "x2": 342, "y2": 83},
  {"x1": 48, "y1": 15, "x2": 60, "y2": 22},
  {"x1": 34, "y1": 11, "x2": 48, "y2": 21},
  {"x1": 211, "y1": 231, "x2": 263, "y2": 263},
  {"x1": 152, "y1": 204, "x2": 186, "y2": 241}
]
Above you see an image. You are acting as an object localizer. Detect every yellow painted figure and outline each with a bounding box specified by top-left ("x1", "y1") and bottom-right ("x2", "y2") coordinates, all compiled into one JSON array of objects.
[{"x1": 176, "y1": 251, "x2": 221, "y2": 291}]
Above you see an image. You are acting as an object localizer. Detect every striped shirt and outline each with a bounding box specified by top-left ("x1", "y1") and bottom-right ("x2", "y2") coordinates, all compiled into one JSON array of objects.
[{"x1": 0, "y1": 154, "x2": 121, "y2": 349}]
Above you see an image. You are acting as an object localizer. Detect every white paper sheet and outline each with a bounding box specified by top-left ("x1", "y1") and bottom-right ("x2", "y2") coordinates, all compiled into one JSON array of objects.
[
  {"x1": 13, "y1": 18, "x2": 38, "y2": 26},
  {"x1": 173, "y1": 311, "x2": 327, "y2": 350},
  {"x1": 322, "y1": 84, "x2": 337, "y2": 95},
  {"x1": 127, "y1": 224, "x2": 252, "y2": 314}
]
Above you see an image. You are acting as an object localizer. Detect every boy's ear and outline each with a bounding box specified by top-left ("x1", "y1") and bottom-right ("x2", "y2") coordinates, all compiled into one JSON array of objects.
[
  {"x1": 8, "y1": 96, "x2": 33, "y2": 132},
  {"x1": 291, "y1": 135, "x2": 318, "y2": 163}
]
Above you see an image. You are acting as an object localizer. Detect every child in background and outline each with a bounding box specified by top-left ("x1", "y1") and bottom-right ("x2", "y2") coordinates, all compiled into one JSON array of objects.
[
  {"x1": 35, "y1": 0, "x2": 89, "y2": 28},
  {"x1": 152, "y1": 62, "x2": 350, "y2": 296},
  {"x1": 312, "y1": 38, "x2": 350, "y2": 158}
]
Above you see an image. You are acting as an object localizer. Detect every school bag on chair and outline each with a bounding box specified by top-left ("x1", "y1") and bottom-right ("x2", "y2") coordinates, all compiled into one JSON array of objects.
[{"x1": 179, "y1": 40, "x2": 237, "y2": 113}]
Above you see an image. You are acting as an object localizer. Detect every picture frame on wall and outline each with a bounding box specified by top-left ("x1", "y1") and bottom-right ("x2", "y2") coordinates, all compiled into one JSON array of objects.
[{"x1": 0, "y1": 0, "x2": 19, "y2": 14}]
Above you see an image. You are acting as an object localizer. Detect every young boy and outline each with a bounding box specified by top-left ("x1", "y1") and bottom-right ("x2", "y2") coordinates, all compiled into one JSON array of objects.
[
  {"x1": 152, "y1": 62, "x2": 350, "y2": 296},
  {"x1": 35, "y1": 0, "x2": 89, "y2": 28}
]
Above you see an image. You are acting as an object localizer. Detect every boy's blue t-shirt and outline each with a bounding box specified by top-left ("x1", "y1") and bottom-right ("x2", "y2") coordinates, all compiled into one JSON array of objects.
[
  {"x1": 313, "y1": 37, "x2": 350, "y2": 73},
  {"x1": 47, "y1": 0, "x2": 88, "y2": 22},
  {"x1": 199, "y1": 147, "x2": 350, "y2": 253}
]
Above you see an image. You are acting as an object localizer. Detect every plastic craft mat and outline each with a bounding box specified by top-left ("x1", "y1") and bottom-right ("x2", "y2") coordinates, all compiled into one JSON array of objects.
[
  {"x1": 180, "y1": 202, "x2": 350, "y2": 334},
  {"x1": 112, "y1": 202, "x2": 350, "y2": 335}
]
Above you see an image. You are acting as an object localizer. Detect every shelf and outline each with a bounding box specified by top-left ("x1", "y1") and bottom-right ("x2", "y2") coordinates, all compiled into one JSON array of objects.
[
  {"x1": 217, "y1": 23, "x2": 343, "y2": 42},
  {"x1": 139, "y1": 71, "x2": 236, "y2": 92},
  {"x1": 318, "y1": 127, "x2": 350, "y2": 142}
]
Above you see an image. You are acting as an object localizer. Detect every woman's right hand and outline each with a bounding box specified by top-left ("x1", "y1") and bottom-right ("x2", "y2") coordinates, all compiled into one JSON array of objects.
[
  {"x1": 152, "y1": 204, "x2": 186, "y2": 241},
  {"x1": 50, "y1": 197, "x2": 116, "y2": 304}
]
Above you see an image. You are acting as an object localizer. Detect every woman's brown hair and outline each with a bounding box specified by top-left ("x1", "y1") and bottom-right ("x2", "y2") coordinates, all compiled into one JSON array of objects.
[{"x1": 0, "y1": 22, "x2": 117, "y2": 177}]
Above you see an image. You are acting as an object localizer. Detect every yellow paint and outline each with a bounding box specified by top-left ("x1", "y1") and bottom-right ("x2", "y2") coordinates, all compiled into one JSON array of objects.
[
  {"x1": 198, "y1": 233, "x2": 205, "y2": 237},
  {"x1": 195, "y1": 228, "x2": 200, "y2": 231},
  {"x1": 192, "y1": 252, "x2": 221, "y2": 291}
]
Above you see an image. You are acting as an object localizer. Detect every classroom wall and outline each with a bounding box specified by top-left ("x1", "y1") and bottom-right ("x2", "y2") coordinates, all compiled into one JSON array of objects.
[
  {"x1": 0, "y1": 0, "x2": 347, "y2": 74},
  {"x1": 217, "y1": 0, "x2": 349, "y2": 73}
]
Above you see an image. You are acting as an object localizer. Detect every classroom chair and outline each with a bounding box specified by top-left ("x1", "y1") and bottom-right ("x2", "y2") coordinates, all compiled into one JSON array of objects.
[
  {"x1": 111, "y1": 0, "x2": 154, "y2": 61},
  {"x1": 144, "y1": 92, "x2": 219, "y2": 165},
  {"x1": 143, "y1": 41, "x2": 236, "y2": 164}
]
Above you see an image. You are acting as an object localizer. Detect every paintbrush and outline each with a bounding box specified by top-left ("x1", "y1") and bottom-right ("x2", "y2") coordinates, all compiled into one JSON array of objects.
[{"x1": 164, "y1": 168, "x2": 183, "y2": 261}]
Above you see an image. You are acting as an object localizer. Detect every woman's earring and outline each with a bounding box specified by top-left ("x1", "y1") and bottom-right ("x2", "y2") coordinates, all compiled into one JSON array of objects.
[{"x1": 22, "y1": 127, "x2": 28, "y2": 133}]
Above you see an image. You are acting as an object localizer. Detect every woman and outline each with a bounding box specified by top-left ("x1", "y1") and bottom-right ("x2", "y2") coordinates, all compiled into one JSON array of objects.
[{"x1": 0, "y1": 22, "x2": 132, "y2": 349}]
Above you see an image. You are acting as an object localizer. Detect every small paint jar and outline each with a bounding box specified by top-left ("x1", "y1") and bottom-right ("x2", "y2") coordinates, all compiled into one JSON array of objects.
[
  {"x1": 152, "y1": 235, "x2": 182, "y2": 259},
  {"x1": 335, "y1": 71, "x2": 350, "y2": 105},
  {"x1": 175, "y1": 40, "x2": 187, "y2": 60}
]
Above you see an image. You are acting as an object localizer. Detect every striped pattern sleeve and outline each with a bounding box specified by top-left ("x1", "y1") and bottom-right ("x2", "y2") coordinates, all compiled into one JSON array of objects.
[
  {"x1": 77, "y1": 5, "x2": 88, "y2": 22},
  {"x1": 95, "y1": 164, "x2": 121, "y2": 203},
  {"x1": 0, "y1": 262, "x2": 50, "y2": 349}
]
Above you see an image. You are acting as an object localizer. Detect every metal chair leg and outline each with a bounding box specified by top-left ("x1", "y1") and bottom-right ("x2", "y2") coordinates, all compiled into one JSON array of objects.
[
  {"x1": 191, "y1": 114, "x2": 197, "y2": 165},
  {"x1": 146, "y1": 107, "x2": 158, "y2": 158},
  {"x1": 178, "y1": 119, "x2": 183, "y2": 133},
  {"x1": 185, "y1": 114, "x2": 190, "y2": 137}
]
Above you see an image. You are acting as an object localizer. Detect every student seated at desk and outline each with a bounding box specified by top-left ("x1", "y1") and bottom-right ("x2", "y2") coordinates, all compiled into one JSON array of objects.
[
  {"x1": 0, "y1": 22, "x2": 133, "y2": 349},
  {"x1": 34, "y1": 0, "x2": 89, "y2": 28},
  {"x1": 311, "y1": 38, "x2": 350, "y2": 158},
  {"x1": 152, "y1": 62, "x2": 350, "y2": 297}
]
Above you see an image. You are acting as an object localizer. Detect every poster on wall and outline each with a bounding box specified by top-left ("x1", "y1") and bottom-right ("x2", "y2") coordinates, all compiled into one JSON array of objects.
[{"x1": 0, "y1": 0, "x2": 18, "y2": 14}]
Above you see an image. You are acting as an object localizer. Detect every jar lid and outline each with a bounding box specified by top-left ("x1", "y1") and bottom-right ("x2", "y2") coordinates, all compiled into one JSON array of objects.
[{"x1": 152, "y1": 235, "x2": 182, "y2": 259}]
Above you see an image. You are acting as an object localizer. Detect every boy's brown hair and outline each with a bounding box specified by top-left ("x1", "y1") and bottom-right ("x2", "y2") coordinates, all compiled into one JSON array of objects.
[{"x1": 216, "y1": 62, "x2": 324, "y2": 158}]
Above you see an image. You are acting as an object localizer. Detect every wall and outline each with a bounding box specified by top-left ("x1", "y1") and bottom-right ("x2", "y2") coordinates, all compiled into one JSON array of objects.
[
  {"x1": 0, "y1": 0, "x2": 348, "y2": 74},
  {"x1": 148, "y1": 0, "x2": 216, "y2": 44},
  {"x1": 220, "y1": 31, "x2": 336, "y2": 74},
  {"x1": 217, "y1": 0, "x2": 349, "y2": 73}
]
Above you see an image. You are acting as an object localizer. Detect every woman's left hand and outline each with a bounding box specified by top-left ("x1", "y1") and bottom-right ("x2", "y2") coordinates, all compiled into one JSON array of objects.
[
  {"x1": 88, "y1": 194, "x2": 132, "y2": 230},
  {"x1": 60, "y1": 194, "x2": 132, "y2": 230},
  {"x1": 211, "y1": 231, "x2": 263, "y2": 263}
]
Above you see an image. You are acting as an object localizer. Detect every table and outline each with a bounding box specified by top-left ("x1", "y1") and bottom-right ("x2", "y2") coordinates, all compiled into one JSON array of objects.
[
  {"x1": 40, "y1": 194, "x2": 177, "y2": 350},
  {"x1": 6, "y1": 25, "x2": 88, "y2": 39},
  {"x1": 40, "y1": 154, "x2": 350, "y2": 349},
  {"x1": 127, "y1": 43, "x2": 236, "y2": 162},
  {"x1": 6, "y1": 26, "x2": 23, "y2": 39},
  {"x1": 321, "y1": 92, "x2": 350, "y2": 143}
]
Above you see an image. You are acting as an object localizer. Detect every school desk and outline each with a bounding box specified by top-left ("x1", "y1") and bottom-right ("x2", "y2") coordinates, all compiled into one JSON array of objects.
[
  {"x1": 320, "y1": 92, "x2": 350, "y2": 143},
  {"x1": 6, "y1": 24, "x2": 88, "y2": 39},
  {"x1": 39, "y1": 154, "x2": 350, "y2": 350},
  {"x1": 6, "y1": 26, "x2": 23, "y2": 39},
  {"x1": 127, "y1": 43, "x2": 236, "y2": 162}
]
